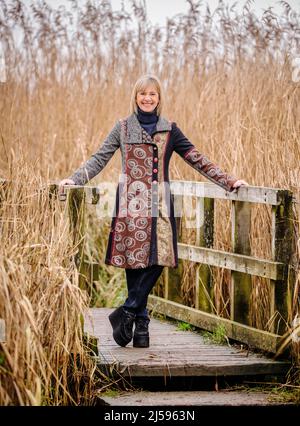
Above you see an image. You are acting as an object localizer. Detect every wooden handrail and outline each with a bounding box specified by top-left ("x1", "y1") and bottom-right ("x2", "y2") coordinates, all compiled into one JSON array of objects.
[{"x1": 170, "y1": 181, "x2": 290, "y2": 205}]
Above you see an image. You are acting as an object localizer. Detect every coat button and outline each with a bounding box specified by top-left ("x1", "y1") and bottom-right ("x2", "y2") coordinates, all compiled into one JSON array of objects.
[
  {"x1": 153, "y1": 180, "x2": 158, "y2": 185},
  {"x1": 153, "y1": 146, "x2": 157, "y2": 150},
  {"x1": 154, "y1": 158, "x2": 158, "y2": 162},
  {"x1": 153, "y1": 168, "x2": 158, "y2": 173},
  {"x1": 154, "y1": 135, "x2": 161, "y2": 142}
]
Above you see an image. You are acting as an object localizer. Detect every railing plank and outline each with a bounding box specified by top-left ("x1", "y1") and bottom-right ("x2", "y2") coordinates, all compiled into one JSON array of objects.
[
  {"x1": 51, "y1": 181, "x2": 286, "y2": 206},
  {"x1": 178, "y1": 243, "x2": 285, "y2": 280},
  {"x1": 148, "y1": 295, "x2": 284, "y2": 353},
  {"x1": 230, "y1": 201, "x2": 252, "y2": 325},
  {"x1": 170, "y1": 181, "x2": 286, "y2": 205},
  {"x1": 0, "y1": 179, "x2": 290, "y2": 206}
]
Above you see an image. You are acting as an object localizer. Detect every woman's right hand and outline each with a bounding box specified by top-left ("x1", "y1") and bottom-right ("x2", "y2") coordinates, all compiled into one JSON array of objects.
[{"x1": 58, "y1": 178, "x2": 76, "y2": 196}]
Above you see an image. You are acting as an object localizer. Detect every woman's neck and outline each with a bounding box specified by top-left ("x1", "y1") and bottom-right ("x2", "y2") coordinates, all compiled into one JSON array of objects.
[{"x1": 136, "y1": 106, "x2": 158, "y2": 124}]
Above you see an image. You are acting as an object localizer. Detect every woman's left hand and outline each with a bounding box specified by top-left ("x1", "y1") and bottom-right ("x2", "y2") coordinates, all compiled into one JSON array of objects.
[{"x1": 232, "y1": 179, "x2": 249, "y2": 189}]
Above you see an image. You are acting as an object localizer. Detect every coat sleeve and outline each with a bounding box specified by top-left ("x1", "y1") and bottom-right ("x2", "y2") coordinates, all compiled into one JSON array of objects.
[
  {"x1": 67, "y1": 120, "x2": 121, "y2": 185},
  {"x1": 172, "y1": 123, "x2": 238, "y2": 192}
]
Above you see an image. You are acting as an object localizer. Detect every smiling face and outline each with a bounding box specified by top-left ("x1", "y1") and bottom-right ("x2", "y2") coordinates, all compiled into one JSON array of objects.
[{"x1": 136, "y1": 84, "x2": 160, "y2": 113}]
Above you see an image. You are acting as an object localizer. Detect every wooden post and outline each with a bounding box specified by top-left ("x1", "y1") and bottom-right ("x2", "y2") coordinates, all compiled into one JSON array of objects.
[
  {"x1": 270, "y1": 190, "x2": 293, "y2": 335},
  {"x1": 166, "y1": 194, "x2": 184, "y2": 303},
  {"x1": 68, "y1": 188, "x2": 88, "y2": 293},
  {"x1": 79, "y1": 261, "x2": 100, "y2": 305},
  {"x1": 167, "y1": 260, "x2": 184, "y2": 303},
  {"x1": 195, "y1": 197, "x2": 214, "y2": 312},
  {"x1": 230, "y1": 201, "x2": 252, "y2": 325}
]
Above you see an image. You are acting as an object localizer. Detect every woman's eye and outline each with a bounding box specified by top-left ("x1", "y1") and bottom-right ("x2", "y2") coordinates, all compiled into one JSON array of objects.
[{"x1": 139, "y1": 92, "x2": 157, "y2": 96}]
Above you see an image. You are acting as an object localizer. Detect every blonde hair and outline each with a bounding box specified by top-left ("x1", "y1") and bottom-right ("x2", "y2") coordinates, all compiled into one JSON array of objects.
[{"x1": 130, "y1": 74, "x2": 163, "y2": 115}]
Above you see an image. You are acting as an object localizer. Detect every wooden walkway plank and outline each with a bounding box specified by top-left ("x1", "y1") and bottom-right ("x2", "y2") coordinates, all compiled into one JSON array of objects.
[
  {"x1": 100, "y1": 390, "x2": 292, "y2": 406},
  {"x1": 84, "y1": 308, "x2": 290, "y2": 379}
]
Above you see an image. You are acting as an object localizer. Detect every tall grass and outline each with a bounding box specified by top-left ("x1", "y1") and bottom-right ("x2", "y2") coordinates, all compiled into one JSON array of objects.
[
  {"x1": 0, "y1": 160, "x2": 98, "y2": 405},
  {"x1": 0, "y1": 0, "x2": 299, "y2": 404}
]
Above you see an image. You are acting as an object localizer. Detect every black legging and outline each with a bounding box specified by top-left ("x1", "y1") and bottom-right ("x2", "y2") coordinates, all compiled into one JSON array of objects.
[{"x1": 123, "y1": 265, "x2": 164, "y2": 318}]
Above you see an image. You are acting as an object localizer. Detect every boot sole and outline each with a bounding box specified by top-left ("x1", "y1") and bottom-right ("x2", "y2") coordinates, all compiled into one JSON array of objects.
[{"x1": 133, "y1": 335, "x2": 149, "y2": 348}]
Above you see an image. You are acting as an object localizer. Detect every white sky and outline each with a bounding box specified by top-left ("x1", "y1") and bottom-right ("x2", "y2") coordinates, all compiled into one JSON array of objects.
[
  {"x1": 116, "y1": 0, "x2": 300, "y2": 26},
  {"x1": 4, "y1": 0, "x2": 300, "y2": 56},
  {"x1": 44, "y1": 0, "x2": 300, "y2": 26}
]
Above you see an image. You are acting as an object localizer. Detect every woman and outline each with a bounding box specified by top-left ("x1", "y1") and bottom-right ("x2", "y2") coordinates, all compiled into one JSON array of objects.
[{"x1": 59, "y1": 74, "x2": 248, "y2": 349}]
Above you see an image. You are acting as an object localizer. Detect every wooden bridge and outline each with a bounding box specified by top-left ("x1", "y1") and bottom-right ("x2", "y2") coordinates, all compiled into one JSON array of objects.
[
  {"x1": 52, "y1": 180, "x2": 296, "y2": 385},
  {"x1": 84, "y1": 307, "x2": 290, "y2": 378},
  {"x1": 84, "y1": 308, "x2": 291, "y2": 406},
  {"x1": 0, "y1": 178, "x2": 297, "y2": 404}
]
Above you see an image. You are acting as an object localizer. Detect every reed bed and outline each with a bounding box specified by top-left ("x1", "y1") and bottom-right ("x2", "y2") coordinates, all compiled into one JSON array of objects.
[
  {"x1": 0, "y1": 0, "x2": 299, "y2": 404},
  {"x1": 0, "y1": 157, "x2": 99, "y2": 405}
]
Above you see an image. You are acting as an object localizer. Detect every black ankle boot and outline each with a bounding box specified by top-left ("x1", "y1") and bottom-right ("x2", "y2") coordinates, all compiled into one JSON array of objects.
[
  {"x1": 108, "y1": 306, "x2": 136, "y2": 347},
  {"x1": 133, "y1": 317, "x2": 150, "y2": 348}
]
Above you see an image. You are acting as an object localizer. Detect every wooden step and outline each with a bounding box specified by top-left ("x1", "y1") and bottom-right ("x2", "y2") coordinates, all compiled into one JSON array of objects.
[
  {"x1": 99, "y1": 390, "x2": 292, "y2": 406},
  {"x1": 84, "y1": 308, "x2": 290, "y2": 379}
]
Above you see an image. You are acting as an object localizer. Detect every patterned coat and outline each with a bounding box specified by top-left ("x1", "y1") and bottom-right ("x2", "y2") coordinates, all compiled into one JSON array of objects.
[{"x1": 69, "y1": 113, "x2": 238, "y2": 269}]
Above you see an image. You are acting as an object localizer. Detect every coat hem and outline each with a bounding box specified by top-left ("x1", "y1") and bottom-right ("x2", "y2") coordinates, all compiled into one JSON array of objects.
[{"x1": 104, "y1": 258, "x2": 178, "y2": 269}]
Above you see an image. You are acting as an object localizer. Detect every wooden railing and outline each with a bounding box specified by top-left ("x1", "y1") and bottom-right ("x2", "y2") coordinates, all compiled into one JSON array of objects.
[
  {"x1": 0, "y1": 178, "x2": 296, "y2": 353},
  {"x1": 148, "y1": 181, "x2": 295, "y2": 354}
]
